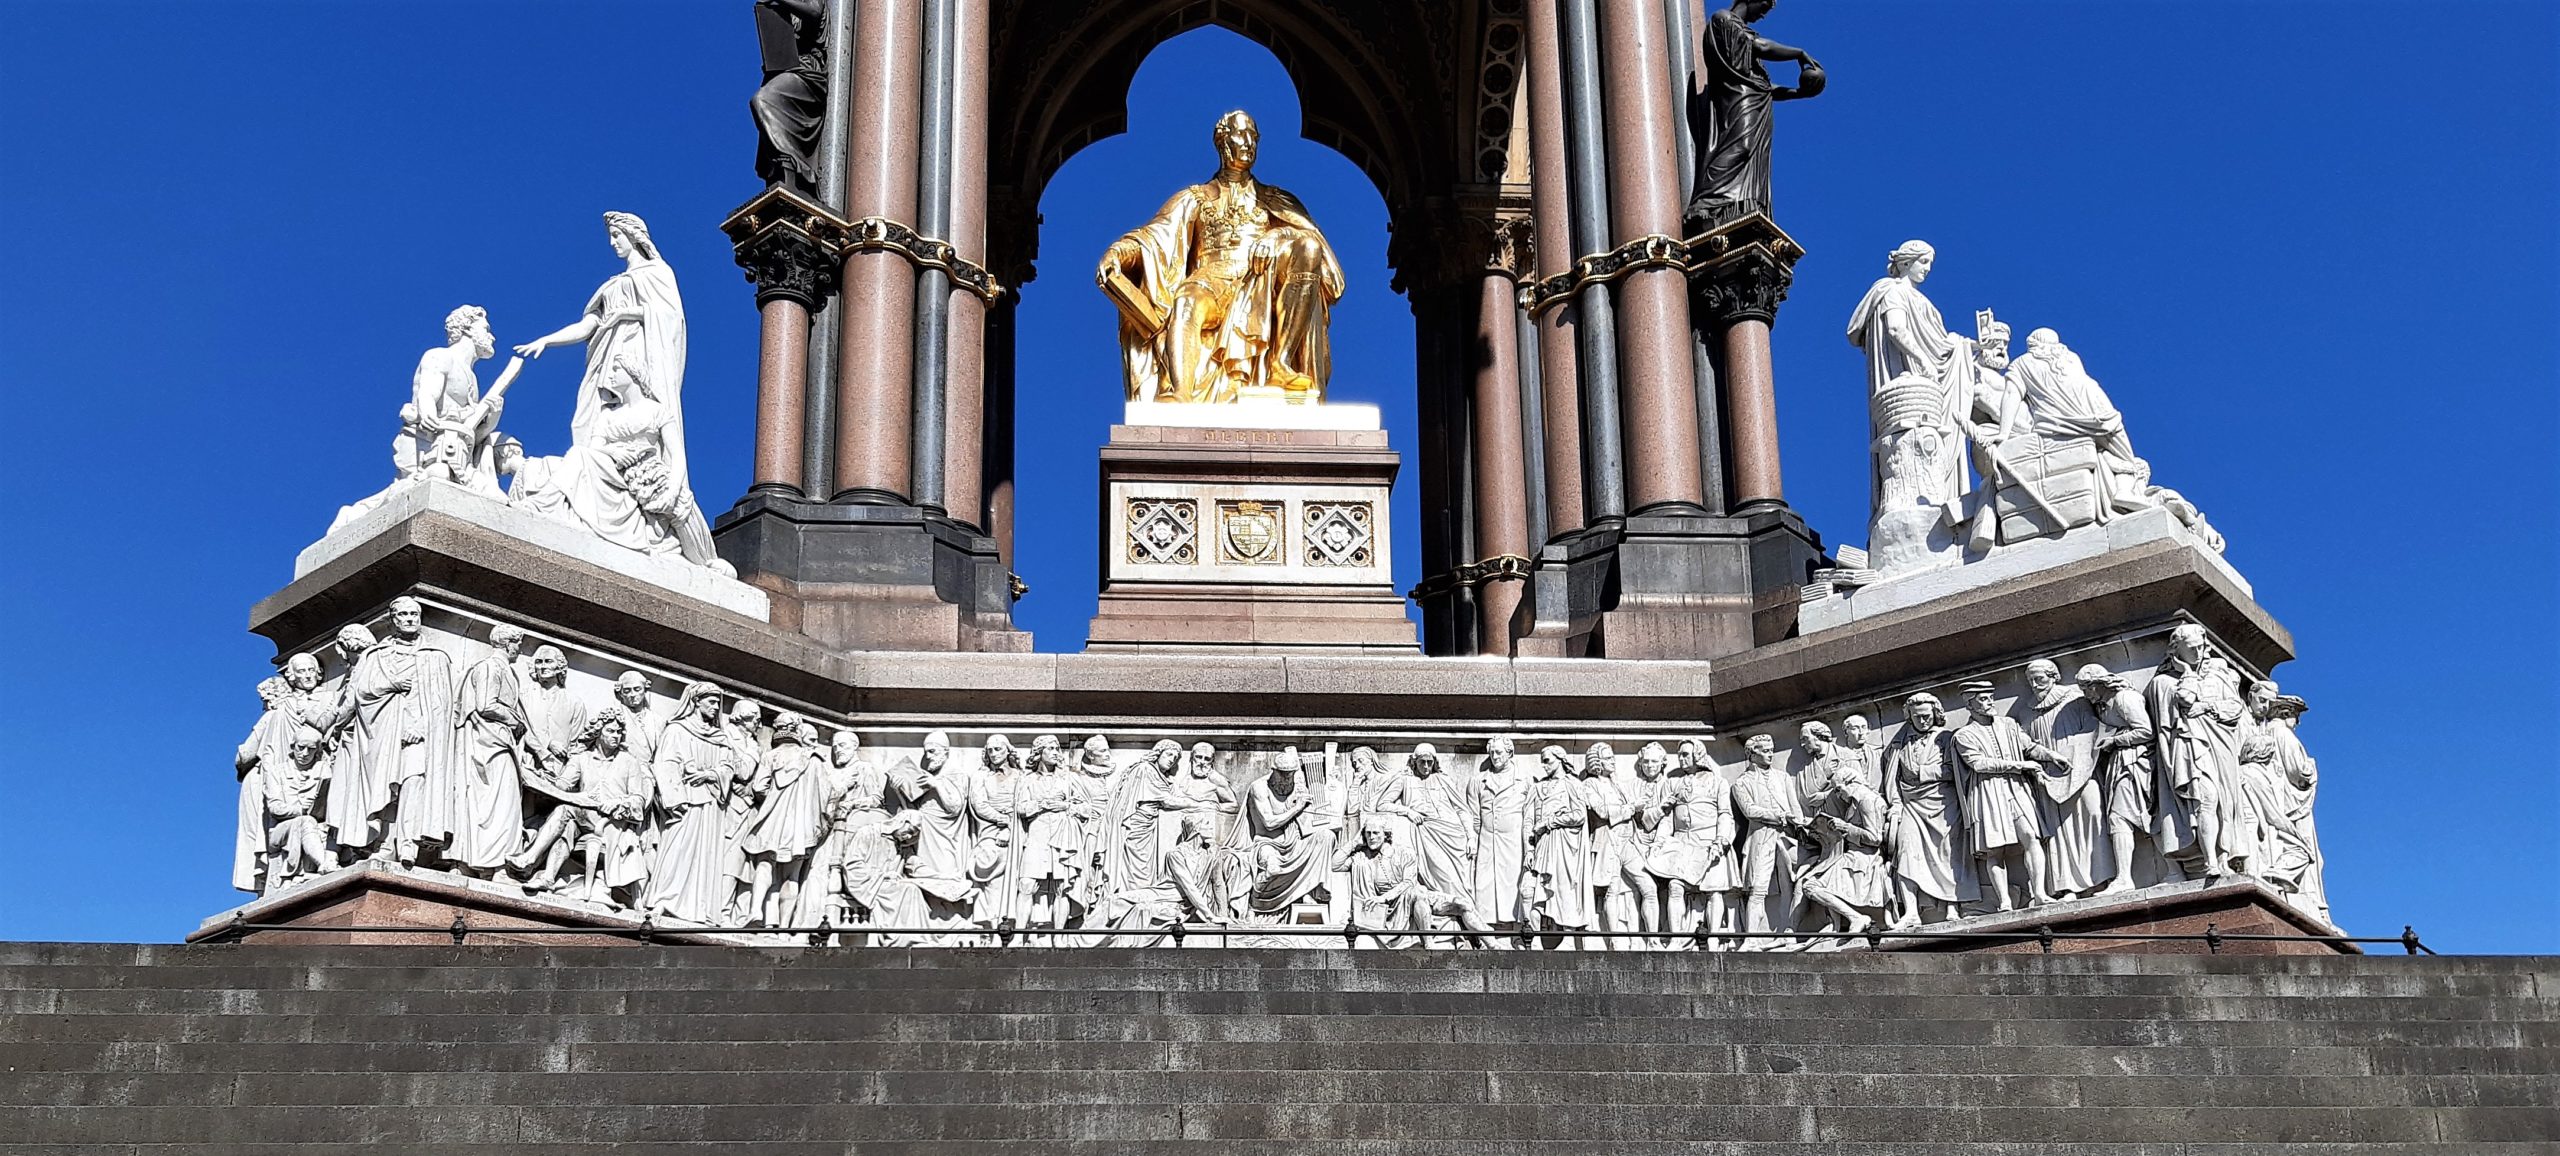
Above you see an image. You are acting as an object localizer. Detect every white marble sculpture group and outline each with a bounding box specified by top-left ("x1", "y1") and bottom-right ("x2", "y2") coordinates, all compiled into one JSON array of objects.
[
  {"x1": 235, "y1": 608, "x2": 2328, "y2": 945},
  {"x1": 328, "y1": 212, "x2": 731, "y2": 576},
  {"x1": 1848, "y1": 241, "x2": 2223, "y2": 577}
]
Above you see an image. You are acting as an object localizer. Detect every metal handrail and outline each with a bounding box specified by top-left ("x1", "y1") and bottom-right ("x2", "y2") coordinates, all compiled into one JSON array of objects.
[{"x1": 202, "y1": 914, "x2": 2435, "y2": 955}]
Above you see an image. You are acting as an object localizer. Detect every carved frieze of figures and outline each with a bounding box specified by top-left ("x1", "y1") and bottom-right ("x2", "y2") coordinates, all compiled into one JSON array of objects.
[
  {"x1": 1845, "y1": 241, "x2": 2226, "y2": 579},
  {"x1": 228, "y1": 605, "x2": 2334, "y2": 945}
]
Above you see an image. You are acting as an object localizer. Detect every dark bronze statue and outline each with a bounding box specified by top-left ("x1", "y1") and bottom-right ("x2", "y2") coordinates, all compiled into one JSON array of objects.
[
  {"x1": 751, "y1": 0, "x2": 827, "y2": 192},
  {"x1": 1687, "y1": 0, "x2": 1825, "y2": 230}
]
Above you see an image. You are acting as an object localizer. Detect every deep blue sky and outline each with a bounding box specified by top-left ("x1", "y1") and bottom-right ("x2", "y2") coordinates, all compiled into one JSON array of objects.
[{"x1": 1, "y1": 2, "x2": 2552, "y2": 951}]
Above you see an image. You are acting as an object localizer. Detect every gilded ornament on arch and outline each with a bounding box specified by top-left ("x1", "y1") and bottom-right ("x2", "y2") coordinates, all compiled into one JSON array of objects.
[
  {"x1": 1303, "y1": 501, "x2": 1374, "y2": 567},
  {"x1": 1215, "y1": 499, "x2": 1285, "y2": 566},
  {"x1": 1125, "y1": 497, "x2": 1198, "y2": 565}
]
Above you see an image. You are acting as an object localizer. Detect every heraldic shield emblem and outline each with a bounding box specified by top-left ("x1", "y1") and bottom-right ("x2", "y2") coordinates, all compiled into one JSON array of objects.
[{"x1": 1216, "y1": 500, "x2": 1283, "y2": 565}]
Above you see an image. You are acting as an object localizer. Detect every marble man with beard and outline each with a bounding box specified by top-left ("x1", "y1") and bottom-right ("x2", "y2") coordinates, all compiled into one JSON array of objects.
[
  {"x1": 338, "y1": 599, "x2": 458, "y2": 867},
  {"x1": 2158, "y1": 624, "x2": 2247, "y2": 877},
  {"x1": 1246, "y1": 746, "x2": 1336, "y2": 919},
  {"x1": 966, "y1": 735, "x2": 1028, "y2": 928},
  {"x1": 2075, "y1": 664, "x2": 2165, "y2": 896},
  {"x1": 891, "y1": 731, "x2": 978, "y2": 920},
  {"x1": 448, "y1": 626, "x2": 532, "y2": 874},
  {"x1": 1883, "y1": 692, "x2": 1974, "y2": 927},
  {"x1": 2020, "y1": 658, "x2": 2113, "y2": 897},
  {"x1": 2009, "y1": 328, "x2": 2153, "y2": 523},
  {"x1": 1953, "y1": 679, "x2": 2058, "y2": 911},
  {"x1": 258, "y1": 725, "x2": 336, "y2": 890}
]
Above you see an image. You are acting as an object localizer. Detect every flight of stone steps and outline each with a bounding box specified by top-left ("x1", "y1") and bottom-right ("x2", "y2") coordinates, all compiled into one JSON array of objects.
[{"x1": 2, "y1": 942, "x2": 2553, "y2": 1153}]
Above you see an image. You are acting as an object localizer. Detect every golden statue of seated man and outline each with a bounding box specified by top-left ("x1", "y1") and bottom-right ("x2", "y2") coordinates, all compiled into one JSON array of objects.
[{"x1": 1096, "y1": 110, "x2": 1345, "y2": 404}]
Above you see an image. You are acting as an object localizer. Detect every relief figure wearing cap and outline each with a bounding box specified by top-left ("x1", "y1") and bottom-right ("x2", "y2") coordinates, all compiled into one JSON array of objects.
[{"x1": 1097, "y1": 111, "x2": 1345, "y2": 405}]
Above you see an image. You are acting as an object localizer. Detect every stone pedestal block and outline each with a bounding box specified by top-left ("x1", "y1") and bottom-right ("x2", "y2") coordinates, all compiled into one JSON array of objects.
[
  {"x1": 714, "y1": 490, "x2": 1029, "y2": 653},
  {"x1": 1086, "y1": 415, "x2": 1417, "y2": 654},
  {"x1": 1516, "y1": 504, "x2": 1820, "y2": 661}
]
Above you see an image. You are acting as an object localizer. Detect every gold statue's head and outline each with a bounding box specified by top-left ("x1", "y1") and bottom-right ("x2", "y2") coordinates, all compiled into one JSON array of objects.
[{"x1": 1213, "y1": 110, "x2": 1258, "y2": 174}]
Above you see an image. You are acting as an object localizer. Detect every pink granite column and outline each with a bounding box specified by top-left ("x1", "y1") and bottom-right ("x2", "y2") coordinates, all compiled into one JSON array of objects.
[
  {"x1": 1598, "y1": 0, "x2": 1704, "y2": 512},
  {"x1": 833, "y1": 0, "x2": 922, "y2": 501},
  {"x1": 1471, "y1": 264, "x2": 1531, "y2": 653},
  {"x1": 1524, "y1": 1, "x2": 1585, "y2": 538},
  {"x1": 752, "y1": 297, "x2": 810, "y2": 493},
  {"x1": 941, "y1": 0, "x2": 989, "y2": 528},
  {"x1": 1725, "y1": 318, "x2": 1783, "y2": 505}
]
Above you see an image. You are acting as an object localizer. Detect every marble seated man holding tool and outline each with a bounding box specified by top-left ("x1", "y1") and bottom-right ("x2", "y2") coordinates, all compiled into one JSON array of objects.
[{"x1": 1097, "y1": 110, "x2": 1345, "y2": 405}]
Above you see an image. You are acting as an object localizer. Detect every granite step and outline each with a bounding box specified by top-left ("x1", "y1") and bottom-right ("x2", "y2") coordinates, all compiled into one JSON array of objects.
[{"x1": 1, "y1": 943, "x2": 2552, "y2": 1151}]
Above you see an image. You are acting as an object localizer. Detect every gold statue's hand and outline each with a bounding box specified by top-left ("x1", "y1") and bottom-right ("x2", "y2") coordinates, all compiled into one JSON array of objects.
[{"x1": 1097, "y1": 239, "x2": 1138, "y2": 285}]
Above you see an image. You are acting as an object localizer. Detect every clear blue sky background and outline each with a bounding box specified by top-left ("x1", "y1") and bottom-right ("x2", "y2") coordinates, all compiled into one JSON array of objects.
[{"x1": 1, "y1": 2, "x2": 2551, "y2": 951}]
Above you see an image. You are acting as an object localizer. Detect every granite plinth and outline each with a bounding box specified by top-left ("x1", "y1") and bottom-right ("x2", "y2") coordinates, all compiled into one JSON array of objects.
[
  {"x1": 1089, "y1": 421, "x2": 1416, "y2": 654},
  {"x1": 302, "y1": 477, "x2": 770, "y2": 619},
  {"x1": 714, "y1": 490, "x2": 1029, "y2": 653},
  {"x1": 1805, "y1": 505, "x2": 2242, "y2": 634},
  {"x1": 1124, "y1": 398, "x2": 1381, "y2": 431},
  {"x1": 1864, "y1": 877, "x2": 2353, "y2": 955},
  {"x1": 189, "y1": 863, "x2": 758, "y2": 947}
]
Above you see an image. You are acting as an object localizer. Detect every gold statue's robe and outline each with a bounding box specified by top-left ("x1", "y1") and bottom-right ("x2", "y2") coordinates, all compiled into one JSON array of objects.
[{"x1": 1105, "y1": 178, "x2": 1344, "y2": 403}]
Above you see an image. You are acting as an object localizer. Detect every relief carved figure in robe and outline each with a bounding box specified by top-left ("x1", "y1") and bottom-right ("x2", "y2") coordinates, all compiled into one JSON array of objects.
[
  {"x1": 1522, "y1": 744, "x2": 1594, "y2": 941},
  {"x1": 741, "y1": 712, "x2": 828, "y2": 925},
  {"x1": 1246, "y1": 746, "x2": 1337, "y2": 920},
  {"x1": 1794, "y1": 759, "x2": 1890, "y2": 937},
  {"x1": 1883, "y1": 692, "x2": 1974, "y2": 928},
  {"x1": 2158, "y1": 624, "x2": 2247, "y2": 878},
  {"x1": 1098, "y1": 110, "x2": 1344, "y2": 405},
  {"x1": 2241, "y1": 682, "x2": 2325, "y2": 917},
  {"x1": 645, "y1": 683, "x2": 744, "y2": 924},
  {"x1": 344, "y1": 598, "x2": 459, "y2": 869},
  {"x1": 1470, "y1": 737, "x2": 1533, "y2": 927},
  {"x1": 1729, "y1": 734, "x2": 1809, "y2": 945},
  {"x1": 447, "y1": 625, "x2": 532, "y2": 876},
  {"x1": 2020, "y1": 658, "x2": 2113, "y2": 898},
  {"x1": 1647, "y1": 739, "x2": 1737, "y2": 945},
  {"x1": 1952, "y1": 679, "x2": 2058, "y2": 912}
]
